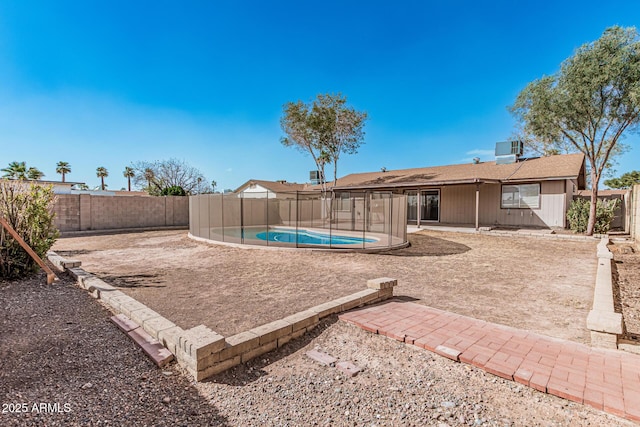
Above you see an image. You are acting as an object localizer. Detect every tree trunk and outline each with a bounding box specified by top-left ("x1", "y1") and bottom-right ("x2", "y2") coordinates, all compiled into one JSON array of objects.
[
  {"x1": 586, "y1": 169, "x2": 599, "y2": 236},
  {"x1": 128, "y1": 178, "x2": 131, "y2": 191},
  {"x1": 101, "y1": 177, "x2": 105, "y2": 191},
  {"x1": 333, "y1": 159, "x2": 338, "y2": 186},
  {"x1": 62, "y1": 173, "x2": 65, "y2": 183}
]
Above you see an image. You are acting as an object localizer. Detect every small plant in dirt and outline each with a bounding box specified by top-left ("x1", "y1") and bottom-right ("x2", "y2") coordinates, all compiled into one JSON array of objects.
[
  {"x1": 567, "y1": 198, "x2": 620, "y2": 234},
  {"x1": 0, "y1": 180, "x2": 59, "y2": 279}
]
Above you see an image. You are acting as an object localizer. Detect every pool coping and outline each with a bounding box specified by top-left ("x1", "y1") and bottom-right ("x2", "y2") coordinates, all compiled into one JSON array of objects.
[{"x1": 188, "y1": 231, "x2": 410, "y2": 253}]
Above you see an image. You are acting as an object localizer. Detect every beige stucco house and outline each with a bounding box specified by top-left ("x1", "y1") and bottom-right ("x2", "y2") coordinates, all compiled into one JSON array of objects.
[{"x1": 327, "y1": 153, "x2": 587, "y2": 230}]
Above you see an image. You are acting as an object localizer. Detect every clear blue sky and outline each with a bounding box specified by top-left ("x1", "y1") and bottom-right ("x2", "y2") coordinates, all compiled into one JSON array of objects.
[{"x1": 1, "y1": 1, "x2": 639, "y2": 191}]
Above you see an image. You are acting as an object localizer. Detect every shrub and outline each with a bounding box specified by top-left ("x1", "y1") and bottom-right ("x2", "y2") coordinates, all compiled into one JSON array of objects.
[
  {"x1": 0, "y1": 180, "x2": 59, "y2": 279},
  {"x1": 160, "y1": 185, "x2": 187, "y2": 196},
  {"x1": 566, "y1": 197, "x2": 620, "y2": 234}
]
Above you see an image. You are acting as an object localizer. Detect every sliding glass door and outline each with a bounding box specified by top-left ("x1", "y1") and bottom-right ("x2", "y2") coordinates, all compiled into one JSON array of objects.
[
  {"x1": 421, "y1": 190, "x2": 439, "y2": 221},
  {"x1": 407, "y1": 190, "x2": 440, "y2": 223}
]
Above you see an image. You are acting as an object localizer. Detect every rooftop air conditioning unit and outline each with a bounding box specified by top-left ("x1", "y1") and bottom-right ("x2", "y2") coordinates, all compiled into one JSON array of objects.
[
  {"x1": 310, "y1": 170, "x2": 321, "y2": 184},
  {"x1": 495, "y1": 140, "x2": 524, "y2": 157}
]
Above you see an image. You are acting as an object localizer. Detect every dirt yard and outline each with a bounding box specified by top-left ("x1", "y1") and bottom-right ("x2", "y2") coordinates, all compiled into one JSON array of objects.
[
  {"x1": 610, "y1": 241, "x2": 640, "y2": 342},
  {"x1": 52, "y1": 229, "x2": 597, "y2": 342}
]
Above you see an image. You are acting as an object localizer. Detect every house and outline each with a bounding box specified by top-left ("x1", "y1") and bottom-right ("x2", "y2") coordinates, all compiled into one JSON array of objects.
[
  {"x1": 234, "y1": 179, "x2": 308, "y2": 198},
  {"x1": 326, "y1": 151, "x2": 587, "y2": 230}
]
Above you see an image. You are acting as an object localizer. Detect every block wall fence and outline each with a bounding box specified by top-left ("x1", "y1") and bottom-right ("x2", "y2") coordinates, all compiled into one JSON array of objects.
[{"x1": 54, "y1": 194, "x2": 189, "y2": 232}]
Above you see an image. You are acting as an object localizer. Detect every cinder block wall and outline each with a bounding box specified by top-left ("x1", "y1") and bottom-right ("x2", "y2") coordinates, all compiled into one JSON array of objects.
[{"x1": 54, "y1": 194, "x2": 189, "y2": 232}]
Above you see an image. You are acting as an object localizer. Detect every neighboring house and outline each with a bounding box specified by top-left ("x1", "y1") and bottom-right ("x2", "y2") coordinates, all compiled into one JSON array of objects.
[
  {"x1": 234, "y1": 179, "x2": 307, "y2": 198},
  {"x1": 326, "y1": 152, "x2": 587, "y2": 230}
]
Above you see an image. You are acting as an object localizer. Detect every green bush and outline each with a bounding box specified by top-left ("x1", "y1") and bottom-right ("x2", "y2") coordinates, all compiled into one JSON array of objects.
[
  {"x1": 160, "y1": 185, "x2": 187, "y2": 196},
  {"x1": 566, "y1": 197, "x2": 620, "y2": 234},
  {"x1": 0, "y1": 181, "x2": 59, "y2": 279}
]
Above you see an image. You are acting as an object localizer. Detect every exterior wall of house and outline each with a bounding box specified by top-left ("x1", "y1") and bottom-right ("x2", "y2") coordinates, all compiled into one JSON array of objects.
[
  {"x1": 437, "y1": 180, "x2": 567, "y2": 228},
  {"x1": 54, "y1": 194, "x2": 189, "y2": 232},
  {"x1": 631, "y1": 184, "x2": 640, "y2": 243},
  {"x1": 238, "y1": 184, "x2": 274, "y2": 198}
]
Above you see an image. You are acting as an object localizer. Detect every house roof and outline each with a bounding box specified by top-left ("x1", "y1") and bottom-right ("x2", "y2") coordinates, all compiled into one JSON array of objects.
[
  {"x1": 327, "y1": 153, "x2": 586, "y2": 190},
  {"x1": 235, "y1": 179, "x2": 308, "y2": 194}
]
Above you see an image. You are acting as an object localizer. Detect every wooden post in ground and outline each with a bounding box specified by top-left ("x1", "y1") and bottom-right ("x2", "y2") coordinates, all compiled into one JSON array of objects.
[{"x1": 0, "y1": 217, "x2": 58, "y2": 284}]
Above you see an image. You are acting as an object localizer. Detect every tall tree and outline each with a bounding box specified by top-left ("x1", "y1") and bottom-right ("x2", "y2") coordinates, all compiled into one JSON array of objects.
[
  {"x1": 123, "y1": 166, "x2": 135, "y2": 191},
  {"x1": 143, "y1": 168, "x2": 155, "y2": 191},
  {"x1": 509, "y1": 26, "x2": 640, "y2": 235},
  {"x1": 131, "y1": 159, "x2": 210, "y2": 195},
  {"x1": 26, "y1": 167, "x2": 44, "y2": 180},
  {"x1": 281, "y1": 93, "x2": 367, "y2": 191},
  {"x1": 96, "y1": 166, "x2": 109, "y2": 191},
  {"x1": 56, "y1": 161, "x2": 71, "y2": 182},
  {"x1": 2, "y1": 161, "x2": 28, "y2": 180},
  {"x1": 604, "y1": 170, "x2": 640, "y2": 189},
  {"x1": 313, "y1": 93, "x2": 367, "y2": 185}
]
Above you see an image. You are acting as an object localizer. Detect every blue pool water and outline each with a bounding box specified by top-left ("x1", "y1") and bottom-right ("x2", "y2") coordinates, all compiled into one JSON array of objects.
[{"x1": 255, "y1": 228, "x2": 377, "y2": 245}]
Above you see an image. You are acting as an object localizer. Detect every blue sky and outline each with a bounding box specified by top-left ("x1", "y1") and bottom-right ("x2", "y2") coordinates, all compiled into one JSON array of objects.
[{"x1": 1, "y1": 1, "x2": 639, "y2": 191}]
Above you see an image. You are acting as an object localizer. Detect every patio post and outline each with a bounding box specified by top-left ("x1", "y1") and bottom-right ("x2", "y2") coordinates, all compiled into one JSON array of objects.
[
  {"x1": 417, "y1": 191, "x2": 421, "y2": 228},
  {"x1": 475, "y1": 184, "x2": 480, "y2": 231}
]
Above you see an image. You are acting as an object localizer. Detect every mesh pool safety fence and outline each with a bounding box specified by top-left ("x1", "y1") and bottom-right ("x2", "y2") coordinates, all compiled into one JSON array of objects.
[{"x1": 189, "y1": 191, "x2": 407, "y2": 250}]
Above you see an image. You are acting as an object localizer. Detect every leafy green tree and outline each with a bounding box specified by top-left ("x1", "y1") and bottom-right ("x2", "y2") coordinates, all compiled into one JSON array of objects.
[
  {"x1": 56, "y1": 161, "x2": 71, "y2": 182},
  {"x1": 510, "y1": 26, "x2": 640, "y2": 235},
  {"x1": 26, "y1": 167, "x2": 44, "y2": 180},
  {"x1": 160, "y1": 185, "x2": 187, "y2": 196},
  {"x1": 2, "y1": 161, "x2": 28, "y2": 180},
  {"x1": 604, "y1": 170, "x2": 640, "y2": 189},
  {"x1": 96, "y1": 166, "x2": 109, "y2": 191},
  {"x1": 281, "y1": 93, "x2": 367, "y2": 191},
  {"x1": 123, "y1": 166, "x2": 135, "y2": 191},
  {"x1": 0, "y1": 181, "x2": 59, "y2": 278},
  {"x1": 312, "y1": 93, "x2": 367, "y2": 185}
]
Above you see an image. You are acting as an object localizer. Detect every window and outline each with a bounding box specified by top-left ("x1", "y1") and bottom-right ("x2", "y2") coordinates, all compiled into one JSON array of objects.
[
  {"x1": 501, "y1": 184, "x2": 540, "y2": 209},
  {"x1": 335, "y1": 192, "x2": 351, "y2": 212}
]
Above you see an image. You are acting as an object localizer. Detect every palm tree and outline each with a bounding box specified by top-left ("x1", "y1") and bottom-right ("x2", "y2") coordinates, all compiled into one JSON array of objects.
[
  {"x1": 211, "y1": 180, "x2": 217, "y2": 193},
  {"x1": 96, "y1": 166, "x2": 109, "y2": 191},
  {"x1": 123, "y1": 166, "x2": 135, "y2": 191},
  {"x1": 27, "y1": 167, "x2": 45, "y2": 180},
  {"x1": 2, "y1": 161, "x2": 28, "y2": 179},
  {"x1": 143, "y1": 168, "x2": 155, "y2": 192},
  {"x1": 56, "y1": 161, "x2": 71, "y2": 182}
]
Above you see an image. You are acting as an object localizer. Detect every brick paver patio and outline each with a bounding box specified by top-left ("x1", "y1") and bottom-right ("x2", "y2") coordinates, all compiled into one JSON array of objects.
[{"x1": 339, "y1": 300, "x2": 640, "y2": 422}]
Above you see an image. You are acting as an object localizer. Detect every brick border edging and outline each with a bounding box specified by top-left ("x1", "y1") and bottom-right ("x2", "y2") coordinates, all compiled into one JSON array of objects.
[
  {"x1": 480, "y1": 229, "x2": 603, "y2": 241},
  {"x1": 586, "y1": 237, "x2": 624, "y2": 349},
  {"x1": 46, "y1": 251, "x2": 396, "y2": 381}
]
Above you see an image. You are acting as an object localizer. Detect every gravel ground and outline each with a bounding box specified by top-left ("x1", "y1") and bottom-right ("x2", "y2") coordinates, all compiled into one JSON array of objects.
[
  {"x1": 0, "y1": 272, "x2": 225, "y2": 426},
  {"x1": 1, "y1": 271, "x2": 633, "y2": 426},
  {"x1": 192, "y1": 319, "x2": 633, "y2": 426}
]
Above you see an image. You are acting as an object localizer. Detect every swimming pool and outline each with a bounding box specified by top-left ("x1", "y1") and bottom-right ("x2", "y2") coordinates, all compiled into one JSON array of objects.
[{"x1": 255, "y1": 228, "x2": 377, "y2": 245}]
